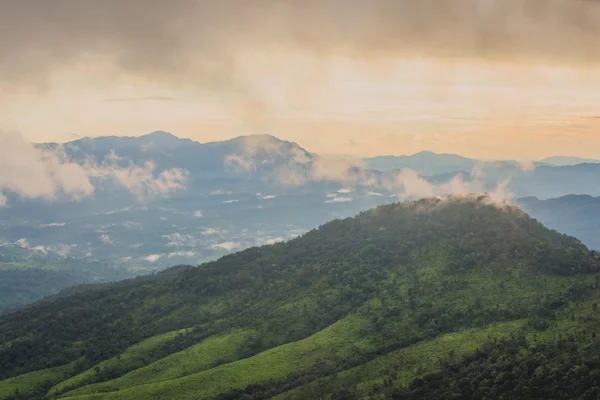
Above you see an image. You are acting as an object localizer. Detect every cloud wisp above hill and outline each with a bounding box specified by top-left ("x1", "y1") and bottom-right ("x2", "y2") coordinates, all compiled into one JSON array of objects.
[
  {"x1": 0, "y1": 130, "x2": 188, "y2": 206},
  {"x1": 226, "y1": 134, "x2": 514, "y2": 205}
]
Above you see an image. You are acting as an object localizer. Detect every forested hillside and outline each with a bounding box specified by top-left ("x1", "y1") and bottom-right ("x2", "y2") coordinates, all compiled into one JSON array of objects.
[{"x1": 1, "y1": 196, "x2": 600, "y2": 399}]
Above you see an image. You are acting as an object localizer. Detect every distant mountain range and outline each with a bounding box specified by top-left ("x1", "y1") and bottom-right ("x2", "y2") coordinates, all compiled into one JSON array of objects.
[
  {"x1": 0, "y1": 131, "x2": 599, "y2": 275},
  {"x1": 518, "y1": 195, "x2": 600, "y2": 250},
  {"x1": 539, "y1": 156, "x2": 600, "y2": 167},
  {"x1": 0, "y1": 131, "x2": 599, "y2": 315},
  {"x1": 363, "y1": 151, "x2": 479, "y2": 175},
  {"x1": 363, "y1": 152, "x2": 599, "y2": 174}
]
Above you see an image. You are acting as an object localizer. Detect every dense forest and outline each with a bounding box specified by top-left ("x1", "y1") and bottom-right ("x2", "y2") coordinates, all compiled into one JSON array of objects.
[{"x1": 1, "y1": 195, "x2": 600, "y2": 399}]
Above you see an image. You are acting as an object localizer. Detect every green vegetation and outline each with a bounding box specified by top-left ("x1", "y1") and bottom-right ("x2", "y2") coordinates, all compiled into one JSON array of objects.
[
  {"x1": 0, "y1": 364, "x2": 74, "y2": 400},
  {"x1": 49, "y1": 329, "x2": 191, "y2": 397},
  {"x1": 2, "y1": 196, "x2": 600, "y2": 399}
]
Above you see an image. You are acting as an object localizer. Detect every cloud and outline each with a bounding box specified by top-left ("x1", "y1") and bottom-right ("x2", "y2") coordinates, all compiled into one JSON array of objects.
[
  {"x1": 15, "y1": 238, "x2": 29, "y2": 248},
  {"x1": 519, "y1": 159, "x2": 536, "y2": 172},
  {"x1": 213, "y1": 241, "x2": 243, "y2": 252},
  {"x1": 145, "y1": 254, "x2": 163, "y2": 263},
  {"x1": 325, "y1": 196, "x2": 353, "y2": 204},
  {"x1": 4, "y1": 0, "x2": 600, "y2": 92},
  {"x1": 168, "y1": 251, "x2": 196, "y2": 258},
  {"x1": 222, "y1": 199, "x2": 239, "y2": 204},
  {"x1": 223, "y1": 134, "x2": 513, "y2": 205},
  {"x1": 92, "y1": 152, "x2": 189, "y2": 199},
  {"x1": 163, "y1": 233, "x2": 196, "y2": 247},
  {"x1": 201, "y1": 228, "x2": 225, "y2": 236},
  {"x1": 0, "y1": 130, "x2": 188, "y2": 205},
  {"x1": 260, "y1": 237, "x2": 286, "y2": 245},
  {"x1": 0, "y1": 130, "x2": 95, "y2": 204},
  {"x1": 222, "y1": 135, "x2": 327, "y2": 185},
  {"x1": 193, "y1": 210, "x2": 203, "y2": 217},
  {"x1": 224, "y1": 154, "x2": 257, "y2": 173},
  {"x1": 257, "y1": 193, "x2": 277, "y2": 200},
  {"x1": 225, "y1": 135, "x2": 312, "y2": 175}
]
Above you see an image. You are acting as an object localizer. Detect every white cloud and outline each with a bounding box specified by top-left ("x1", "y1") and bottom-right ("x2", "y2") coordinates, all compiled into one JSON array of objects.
[
  {"x1": 366, "y1": 191, "x2": 383, "y2": 197},
  {"x1": 163, "y1": 233, "x2": 195, "y2": 247},
  {"x1": 201, "y1": 227, "x2": 225, "y2": 236},
  {"x1": 145, "y1": 254, "x2": 163, "y2": 263},
  {"x1": 31, "y1": 245, "x2": 49, "y2": 254},
  {"x1": 0, "y1": 130, "x2": 188, "y2": 206},
  {"x1": 168, "y1": 251, "x2": 196, "y2": 258},
  {"x1": 325, "y1": 196, "x2": 353, "y2": 204},
  {"x1": 326, "y1": 193, "x2": 337, "y2": 198},
  {"x1": 222, "y1": 199, "x2": 239, "y2": 204},
  {"x1": 261, "y1": 237, "x2": 286, "y2": 245},
  {"x1": 337, "y1": 188, "x2": 353, "y2": 194},
  {"x1": 519, "y1": 159, "x2": 536, "y2": 172},
  {"x1": 52, "y1": 243, "x2": 77, "y2": 257},
  {"x1": 213, "y1": 241, "x2": 243, "y2": 252},
  {"x1": 193, "y1": 210, "x2": 203, "y2": 217},
  {"x1": 15, "y1": 238, "x2": 29, "y2": 248},
  {"x1": 224, "y1": 154, "x2": 257, "y2": 173}
]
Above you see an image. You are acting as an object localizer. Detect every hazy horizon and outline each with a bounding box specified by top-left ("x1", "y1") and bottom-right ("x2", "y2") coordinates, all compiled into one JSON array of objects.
[{"x1": 33, "y1": 130, "x2": 600, "y2": 163}]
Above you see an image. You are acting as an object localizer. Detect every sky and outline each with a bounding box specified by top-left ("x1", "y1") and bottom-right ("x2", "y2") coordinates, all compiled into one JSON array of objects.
[{"x1": 2, "y1": 0, "x2": 600, "y2": 160}]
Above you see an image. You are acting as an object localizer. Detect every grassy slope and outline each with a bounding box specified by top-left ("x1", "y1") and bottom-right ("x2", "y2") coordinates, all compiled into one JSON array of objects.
[
  {"x1": 57, "y1": 329, "x2": 256, "y2": 397},
  {"x1": 274, "y1": 283, "x2": 600, "y2": 399},
  {"x1": 274, "y1": 320, "x2": 529, "y2": 400},
  {"x1": 0, "y1": 364, "x2": 74, "y2": 400},
  {"x1": 49, "y1": 329, "x2": 190, "y2": 397},
  {"x1": 59, "y1": 315, "x2": 373, "y2": 400}
]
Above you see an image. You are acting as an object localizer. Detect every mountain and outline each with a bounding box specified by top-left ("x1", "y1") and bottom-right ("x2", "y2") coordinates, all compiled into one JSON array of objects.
[
  {"x1": 2, "y1": 197, "x2": 600, "y2": 399},
  {"x1": 518, "y1": 195, "x2": 600, "y2": 250},
  {"x1": 540, "y1": 156, "x2": 600, "y2": 166},
  {"x1": 40, "y1": 131, "x2": 313, "y2": 179},
  {"x1": 363, "y1": 151, "x2": 478, "y2": 175}
]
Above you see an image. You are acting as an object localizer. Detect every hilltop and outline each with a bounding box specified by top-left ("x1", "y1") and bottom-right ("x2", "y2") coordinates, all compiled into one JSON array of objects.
[{"x1": 2, "y1": 196, "x2": 600, "y2": 399}]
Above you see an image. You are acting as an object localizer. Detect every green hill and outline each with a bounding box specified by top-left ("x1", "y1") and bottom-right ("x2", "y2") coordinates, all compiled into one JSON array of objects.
[{"x1": 1, "y1": 195, "x2": 600, "y2": 399}]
